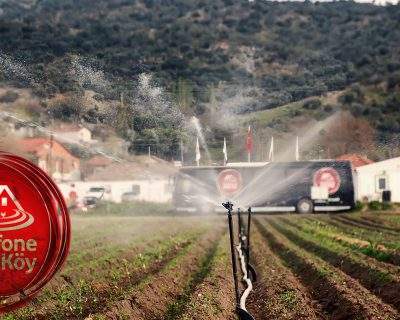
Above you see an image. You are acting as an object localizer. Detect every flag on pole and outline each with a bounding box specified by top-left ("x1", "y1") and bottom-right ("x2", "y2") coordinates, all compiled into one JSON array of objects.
[
  {"x1": 246, "y1": 126, "x2": 253, "y2": 162},
  {"x1": 268, "y1": 136, "x2": 274, "y2": 162},
  {"x1": 195, "y1": 136, "x2": 201, "y2": 166},
  {"x1": 223, "y1": 137, "x2": 228, "y2": 166},
  {"x1": 295, "y1": 136, "x2": 300, "y2": 161}
]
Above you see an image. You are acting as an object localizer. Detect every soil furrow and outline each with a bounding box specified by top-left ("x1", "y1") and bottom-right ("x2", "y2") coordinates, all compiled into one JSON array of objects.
[
  {"x1": 164, "y1": 235, "x2": 222, "y2": 319},
  {"x1": 361, "y1": 216, "x2": 400, "y2": 231},
  {"x1": 332, "y1": 216, "x2": 399, "y2": 235},
  {"x1": 269, "y1": 219, "x2": 400, "y2": 312},
  {"x1": 311, "y1": 217, "x2": 400, "y2": 250},
  {"x1": 247, "y1": 225, "x2": 326, "y2": 320},
  {"x1": 28, "y1": 235, "x2": 196, "y2": 320},
  {"x1": 178, "y1": 235, "x2": 237, "y2": 320},
  {"x1": 282, "y1": 217, "x2": 400, "y2": 269},
  {"x1": 340, "y1": 215, "x2": 400, "y2": 232},
  {"x1": 96, "y1": 227, "x2": 225, "y2": 320},
  {"x1": 255, "y1": 218, "x2": 400, "y2": 320}
]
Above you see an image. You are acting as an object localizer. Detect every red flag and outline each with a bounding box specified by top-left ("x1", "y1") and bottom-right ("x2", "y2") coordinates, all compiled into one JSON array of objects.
[{"x1": 246, "y1": 125, "x2": 253, "y2": 153}]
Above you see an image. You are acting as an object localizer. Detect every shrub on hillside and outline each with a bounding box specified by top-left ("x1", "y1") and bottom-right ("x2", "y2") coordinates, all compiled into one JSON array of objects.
[
  {"x1": 303, "y1": 98, "x2": 322, "y2": 110},
  {"x1": 0, "y1": 90, "x2": 19, "y2": 103}
]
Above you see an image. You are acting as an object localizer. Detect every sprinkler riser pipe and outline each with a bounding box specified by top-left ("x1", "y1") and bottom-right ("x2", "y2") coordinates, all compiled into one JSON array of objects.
[
  {"x1": 237, "y1": 208, "x2": 242, "y2": 240},
  {"x1": 225, "y1": 203, "x2": 240, "y2": 307}
]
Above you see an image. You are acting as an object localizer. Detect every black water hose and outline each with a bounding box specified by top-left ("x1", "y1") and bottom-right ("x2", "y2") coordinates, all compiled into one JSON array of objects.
[{"x1": 246, "y1": 207, "x2": 251, "y2": 264}]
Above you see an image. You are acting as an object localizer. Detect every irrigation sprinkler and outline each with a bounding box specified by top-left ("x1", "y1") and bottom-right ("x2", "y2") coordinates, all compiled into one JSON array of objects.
[{"x1": 222, "y1": 202, "x2": 255, "y2": 320}]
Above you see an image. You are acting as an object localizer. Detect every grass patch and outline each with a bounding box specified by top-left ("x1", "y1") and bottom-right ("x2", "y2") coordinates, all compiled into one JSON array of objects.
[
  {"x1": 358, "y1": 246, "x2": 392, "y2": 262},
  {"x1": 368, "y1": 201, "x2": 392, "y2": 211},
  {"x1": 239, "y1": 101, "x2": 303, "y2": 128},
  {"x1": 279, "y1": 290, "x2": 298, "y2": 309}
]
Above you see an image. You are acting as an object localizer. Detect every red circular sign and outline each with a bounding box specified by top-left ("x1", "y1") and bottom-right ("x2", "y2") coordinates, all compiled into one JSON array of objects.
[
  {"x1": 0, "y1": 153, "x2": 70, "y2": 312},
  {"x1": 217, "y1": 169, "x2": 243, "y2": 197},
  {"x1": 313, "y1": 167, "x2": 341, "y2": 195}
]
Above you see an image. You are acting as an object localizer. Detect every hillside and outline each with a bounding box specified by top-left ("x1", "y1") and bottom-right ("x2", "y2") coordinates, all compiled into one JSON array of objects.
[{"x1": 0, "y1": 0, "x2": 400, "y2": 159}]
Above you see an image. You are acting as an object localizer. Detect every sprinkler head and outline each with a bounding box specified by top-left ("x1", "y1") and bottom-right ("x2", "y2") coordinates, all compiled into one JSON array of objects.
[{"x1": 222, "y1": 201, "x2": 233, "y2": 211}]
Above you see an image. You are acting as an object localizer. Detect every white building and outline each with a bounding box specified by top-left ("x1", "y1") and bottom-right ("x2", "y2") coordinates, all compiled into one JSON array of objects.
[
  {"x1": 58, "y1": 179, "x2": 173, "y2": 204},
  {"x1": 58, "y1": 156, "x2": 176, "y2": 204},
  {"x1": 53, "y1": 124, "x2": 96, "y2": 144},
  {"x1": 354, "y1": 157, "x2": 400, "y2": 202}
]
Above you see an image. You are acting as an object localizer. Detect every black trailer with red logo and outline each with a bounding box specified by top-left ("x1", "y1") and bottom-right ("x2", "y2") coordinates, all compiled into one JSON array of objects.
[{"x1": 172, "y1": 160, "x2": 355, "y2": 213}]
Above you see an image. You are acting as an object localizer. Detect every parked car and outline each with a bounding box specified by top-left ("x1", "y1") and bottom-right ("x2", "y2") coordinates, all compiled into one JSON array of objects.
[
  {"x1": 85, "y1": 186, "x2": 106, "y2": 200},
  {"x1": 82, "y1": 196, "x2": 99, "y2": 208}
]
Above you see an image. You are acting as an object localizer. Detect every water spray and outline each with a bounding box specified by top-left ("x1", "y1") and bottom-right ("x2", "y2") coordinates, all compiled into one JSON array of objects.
[{"x1": 222, "y1": 202, "x2": 255, "y2": 320}]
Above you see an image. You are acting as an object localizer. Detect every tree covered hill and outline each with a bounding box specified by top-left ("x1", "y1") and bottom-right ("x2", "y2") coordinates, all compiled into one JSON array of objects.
[
  {"x1": 1, "y1": 0, "x2": 399, "y2": 104},
  {"x1": 0, "y1": 0, "x2": 400, "y2": 159}
]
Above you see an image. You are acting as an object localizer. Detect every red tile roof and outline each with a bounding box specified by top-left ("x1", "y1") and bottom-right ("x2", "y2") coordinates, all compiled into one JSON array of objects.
[
  {"x1": 20, "y1": 138, "x2": 78, "y2": 161},
  {"x1": 336, "y1": 154, "x2": 374, "y2": 168}
]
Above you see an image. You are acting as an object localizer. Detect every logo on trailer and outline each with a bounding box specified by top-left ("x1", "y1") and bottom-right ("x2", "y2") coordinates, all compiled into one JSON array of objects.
[
  {"x1": 0, "y1": 185, "x2": 34, "y2": 231},
  {"x1": 313, "y1": 167, "x2": 341, "y2": 194},
  {"x1": 217, "y1": 169, "x2": 243, "y2": 197}
]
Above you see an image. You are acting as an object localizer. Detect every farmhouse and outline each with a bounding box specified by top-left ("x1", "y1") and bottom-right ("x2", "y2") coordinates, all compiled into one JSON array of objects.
[
  {"x1": 20, "y1": 138, "x2": 81, "y2": 182},
  {"x1": 353, "y1": 156, "x2": 400, "y2": 202}
]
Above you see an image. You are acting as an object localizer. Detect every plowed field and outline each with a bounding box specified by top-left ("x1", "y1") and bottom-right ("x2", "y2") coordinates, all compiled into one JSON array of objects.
[{"x1": 3, "y1": 210, "x2": 400, "y2": 320}]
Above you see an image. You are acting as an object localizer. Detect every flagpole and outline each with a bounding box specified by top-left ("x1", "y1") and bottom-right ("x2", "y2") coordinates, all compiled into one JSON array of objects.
[
  {"x1": 246, "y1": 125, "x2": 253, "y2": 163},
  {"x1": 195, "y1": 136, "x2": 201, "y2": 166},
  {"x1": 223, "y1": 137, "x2": 228, "y2": 166},
  {"x1": 180, "y1": 138, "x2": 184, "y2": 165},
  {"x1": 268, "y1": 136, "x2": 274, "y2": 162}
]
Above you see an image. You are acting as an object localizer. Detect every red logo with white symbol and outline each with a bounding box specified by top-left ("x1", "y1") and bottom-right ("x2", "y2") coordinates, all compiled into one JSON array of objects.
[
  {"x1": 0, "y1": 153, "x2": 70, "y2": 312},
  {"x1": 313, "y1": 167, "x2": 341, "y2": 194},
  {"x1": 0, "y1": 186, "x2": 34, "y2": 231},
  {"x1": 217, "y1": 169, "x2": 243, "y2": 197}
]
